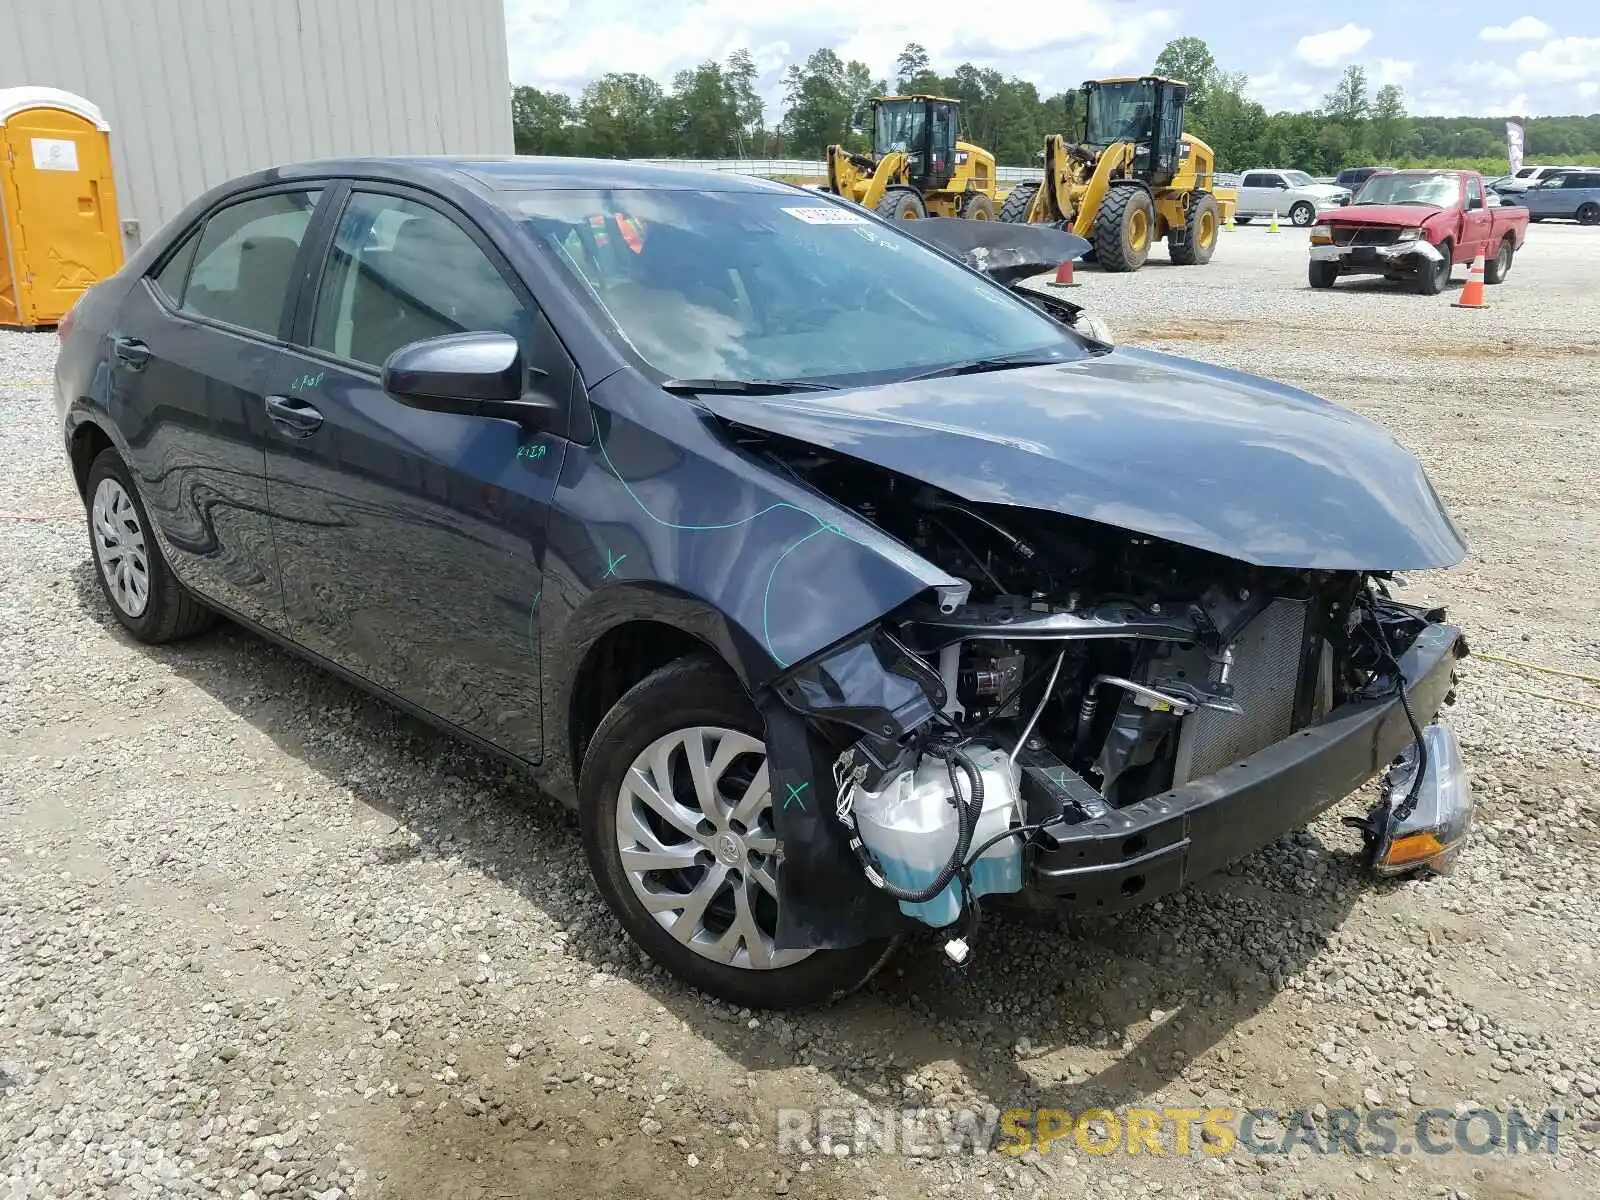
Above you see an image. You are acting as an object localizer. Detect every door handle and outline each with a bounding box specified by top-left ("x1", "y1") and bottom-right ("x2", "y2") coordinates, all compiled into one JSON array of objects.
[
  {"x1": 112, "y1": 336, "x2": 150, "y2": 369},
  {"x1": 265, "y1": 394, "x2": 324, "y2": 436}
]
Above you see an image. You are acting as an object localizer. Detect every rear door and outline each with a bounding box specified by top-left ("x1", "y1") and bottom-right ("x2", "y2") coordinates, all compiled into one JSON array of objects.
[
  {"x1": 104, "y1": 186, "x2": 327, "y2": 630},
  {"x1": 1238, "y1": 172, "x2": 1278, "y2": 216},
  {"x1": 260, "y1": 183, "x2": 573, "y2": 761},
  {"x1": 1562, "y1": 172, "x2": 1600, "y2": 220}
]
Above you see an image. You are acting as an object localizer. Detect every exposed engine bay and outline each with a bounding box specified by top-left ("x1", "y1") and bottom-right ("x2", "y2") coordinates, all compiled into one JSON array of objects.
[{"x1": 754, "y1": 433, "x2": 1470, "y2": 953}]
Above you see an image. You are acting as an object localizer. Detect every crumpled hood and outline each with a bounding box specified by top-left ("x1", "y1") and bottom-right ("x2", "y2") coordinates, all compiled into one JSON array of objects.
[
  {"x1": 699, "y1": 348, "x2": 1468, "y2": 571},
  {"x1": 1322, "y1": 203, "x2": 1440, "y2": 228}
]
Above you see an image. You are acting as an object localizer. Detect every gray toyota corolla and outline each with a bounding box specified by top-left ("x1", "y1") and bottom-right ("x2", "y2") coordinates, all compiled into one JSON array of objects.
[{"x1": 54, "y1": 156, "x2": 1473, "y2": 1009}]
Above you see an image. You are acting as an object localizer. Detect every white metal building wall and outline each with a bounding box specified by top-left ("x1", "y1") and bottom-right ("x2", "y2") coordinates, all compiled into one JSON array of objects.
[{"x1": 0, "y1": 0, "x2": 513, "y2": 247}]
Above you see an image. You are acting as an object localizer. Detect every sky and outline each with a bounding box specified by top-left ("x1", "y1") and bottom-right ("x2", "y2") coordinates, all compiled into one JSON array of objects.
[{"x1": 503, "y1": 1, "x2": 1600, "y2": 120}]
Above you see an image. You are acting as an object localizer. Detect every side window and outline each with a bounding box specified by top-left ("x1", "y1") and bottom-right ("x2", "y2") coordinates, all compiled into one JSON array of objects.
[
  {"x1": 310, "y1": 191, "x2": 531, "y2": 370},
  {"x1": 1564, "y1": 174, "x2": 1595, "y2": 188},
  {"x1": 1466, "y1": 177, "x2": 1483, "y2": 206},
  {"x1": 1241, "y1": 173, "x2": 1268, "y2": 188},
  {"x1": 181, "y1": 190, "x2": 322, "y2": 336},
  {"x1": 150, "y1": 231, "x2": 199, "y2": 305}
]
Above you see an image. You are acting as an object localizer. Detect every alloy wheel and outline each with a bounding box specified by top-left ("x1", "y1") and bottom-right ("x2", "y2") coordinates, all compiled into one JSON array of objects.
[
  {"x1": 91, "y1": 477, "x2": 151, "y2": 618},
  {"x1": 615, "y1": 725, "x2": 810, "y2": 970}
]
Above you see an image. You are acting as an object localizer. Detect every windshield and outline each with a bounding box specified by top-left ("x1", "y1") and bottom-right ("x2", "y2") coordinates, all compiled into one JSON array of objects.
[
  {"x1": 1084, "y1": 82, "x2": 1154, "y2": 146},
  {"x1": 873, "y1": 101, "x2": 925, "y2": 154},
  {"x1": 1354, "y1": 173, "x2": 1460, "y2": 206},
  {"x1": 510, "y1": 188, "x2": 1083, "y2": 385},
  {"x1": 1283, "y1": 170, "x2": 1316, "y2": 187}
]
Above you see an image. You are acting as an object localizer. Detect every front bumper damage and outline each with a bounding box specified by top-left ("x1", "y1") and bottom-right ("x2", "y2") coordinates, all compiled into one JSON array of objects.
[
  {"x1": 1310, "y1": 237, "x2": 1442, "y2": 271},
  {"x1": 1028, "y1": 621, "x2": 1469, "y2": 913},
  {"x1": 763, "y1": 615, "x2": 1471, "y2": 950}
]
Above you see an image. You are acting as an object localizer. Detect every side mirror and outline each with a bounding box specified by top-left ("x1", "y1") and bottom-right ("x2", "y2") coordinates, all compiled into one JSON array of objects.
[
  {"x1": 1466, "y1": 195, "x2": 1483, "y2": 211},
  {"x1": 382, "y1": 331, "x2": 557, "y2": 424},
  {"x1": 1276, "y1": 180, "x2": 1290, "y2": 189}
]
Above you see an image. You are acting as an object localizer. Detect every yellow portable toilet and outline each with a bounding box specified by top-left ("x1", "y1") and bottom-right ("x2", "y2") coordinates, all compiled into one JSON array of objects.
[{"x1": 0, "y1": 86, "x2": 125, "y2": 330}]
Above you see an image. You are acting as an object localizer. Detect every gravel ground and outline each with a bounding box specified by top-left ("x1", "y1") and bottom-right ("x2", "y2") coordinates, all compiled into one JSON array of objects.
[{"x1": 4, "y1": 222, "x2": 1599, "y2": 1200}]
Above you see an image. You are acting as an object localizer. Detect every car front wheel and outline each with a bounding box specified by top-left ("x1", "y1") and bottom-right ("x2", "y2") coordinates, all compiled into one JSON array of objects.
[
  {"x1": 1290, "y1": 202, "x2": 1316, "y2": 226},
  {"x1": 578, "y1": 654, "x2": 895, "y2": 1009}
]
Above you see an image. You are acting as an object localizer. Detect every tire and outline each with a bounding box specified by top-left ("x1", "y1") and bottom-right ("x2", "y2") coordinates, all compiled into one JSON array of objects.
[
  {"x1": 84, "y1": 448, "x2": 215, "y2": 644},
  {"x1": 1169, "y1": 193, "x2": 1220, "y2": 265},
  {"x1": 874, "y1": 187, "x2": 926, "y2": 220},
  {"x1": 578, "y1": 654, "x2": 894, "y2": 1010},
  {"x1": 1094, "y1": 186, "x2": 1155, "y2": 272},
  {"x1": 1578, "y1": 202, "x2": 1600, "y2": 226},
  {"x1": 1308, "y1": 260, "x2": 1339, "y2": 289},
  {"x1": 1289, "y1": 202, "x2": 1316, "y2": 227},
  {"x1": 959, "y1": 192, "x2": 996, "y2": 220},
  {"x1": 999, "y1": 182, "x2": 1039, "y2": 223},
  {"x1": 1415, "y1": 239, "x2": 1452, "y2": 295},
  {"x1": 1234, "y1": 217, "x2": 1253, "y2": 226},
  {"x1": 1484, "y1": 235, "x2": 1514, "y2": 284}
]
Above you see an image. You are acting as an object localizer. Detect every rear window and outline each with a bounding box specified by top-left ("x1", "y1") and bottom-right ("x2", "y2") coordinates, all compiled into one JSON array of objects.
[{"x1": 508, "y1": 188, "x2": 1086, "y2": 385}]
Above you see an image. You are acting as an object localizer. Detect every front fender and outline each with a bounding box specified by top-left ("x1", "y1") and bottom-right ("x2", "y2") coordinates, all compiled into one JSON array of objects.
[
  {"x1": 530, "y1": 375, "x2": 966, "y2": 808},
  {"x1": 546, "y1": 379, "x2": 965, "y2": 679}
]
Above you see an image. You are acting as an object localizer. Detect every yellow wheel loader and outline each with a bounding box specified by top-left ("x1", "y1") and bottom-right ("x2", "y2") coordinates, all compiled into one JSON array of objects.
[
  {"x1": 824, "y1": 95, "x2": 999, "y2": 221},
  {"x1": 1001, "y1": 76, "x2": 1233, "y2": 270}
]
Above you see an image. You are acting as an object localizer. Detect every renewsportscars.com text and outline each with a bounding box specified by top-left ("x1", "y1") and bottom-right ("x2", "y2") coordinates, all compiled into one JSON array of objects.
[{"x1": 775, "y1": 1105, "x2": 1564, "y2": 1158}]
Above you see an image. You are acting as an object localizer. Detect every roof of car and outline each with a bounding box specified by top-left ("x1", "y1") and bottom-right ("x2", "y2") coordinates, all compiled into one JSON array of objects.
[{"x1": 261, "y1": 154, "x2": 803, "y2": 195}]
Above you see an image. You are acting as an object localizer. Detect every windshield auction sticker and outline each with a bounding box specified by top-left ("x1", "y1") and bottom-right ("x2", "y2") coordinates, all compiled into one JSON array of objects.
[{"x1": 781, "y1": 206, "x2": 870, "y2": 224}]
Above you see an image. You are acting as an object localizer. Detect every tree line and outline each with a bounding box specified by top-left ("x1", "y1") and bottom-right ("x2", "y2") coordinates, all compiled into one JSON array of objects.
[{"x1": 510, "y1": 37, "x2": 1600, "y2": 174}]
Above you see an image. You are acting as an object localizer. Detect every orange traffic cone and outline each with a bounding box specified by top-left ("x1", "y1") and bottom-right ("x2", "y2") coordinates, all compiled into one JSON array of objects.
[
  {"x1": 1049, "y1": 259, "x2": 1079, "y2": 287},
  {"x1": 1452, "y1": 255, "x2": 1488, "y2": 309}
]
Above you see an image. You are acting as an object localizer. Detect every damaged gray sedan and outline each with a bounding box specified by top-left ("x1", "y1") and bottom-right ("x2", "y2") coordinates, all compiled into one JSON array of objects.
[{"x1": 58, "y1": 158, "x2": 1472, "y2": 1012}]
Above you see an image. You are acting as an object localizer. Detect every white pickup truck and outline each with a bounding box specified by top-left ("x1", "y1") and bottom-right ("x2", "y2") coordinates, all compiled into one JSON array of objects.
[{"x1": 1234, "y1": 169, "x2": 1351, "y2": 226}]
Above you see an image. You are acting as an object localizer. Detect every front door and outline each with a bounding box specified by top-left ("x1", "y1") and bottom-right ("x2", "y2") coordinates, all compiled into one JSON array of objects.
[
  {"x1": 0, "y1": 107, "x2": 123, "y2": 325},
  {"x1": 262, "y1": 186, "x2": 570, "y2": 761},
  {"x1": 105, "y1": 186, "x2": 325, "y2": 631},
  {"x1": 1460, "y1": 176, "x2": 1490, "y2": 261}
]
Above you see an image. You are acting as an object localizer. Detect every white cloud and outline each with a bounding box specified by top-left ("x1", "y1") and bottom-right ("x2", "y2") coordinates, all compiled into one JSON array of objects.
[
  {"x1": 507, "y1": 0, "x2": 1153, "y2": 99},
  {"x1": 1582, "y1": 81, "x2": 1600, "y2": 99},
  {"x1": 1294, "y1": 23, "x2": 1373, "y2": 68},
  {"x1": 1516, "y1": 36, "x2": 1600, "y2": 83},
  {"x1": 1244, "y1": 70, "x2": 1320, "y2": 112},
  {"x1": 1372, "y1": 59, "x2": 1415, "y2": 87},
  {"x1": 1479, "y1": 17, "x2": 1554, "y2": 42}
]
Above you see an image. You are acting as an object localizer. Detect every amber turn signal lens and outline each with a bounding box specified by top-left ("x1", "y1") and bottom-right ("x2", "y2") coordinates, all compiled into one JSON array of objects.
[{"x1": 1381, "y1": 830, "x2": 1446, "y2": 868}]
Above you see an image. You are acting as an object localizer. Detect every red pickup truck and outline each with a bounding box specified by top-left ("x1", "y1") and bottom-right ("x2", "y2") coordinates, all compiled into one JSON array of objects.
[{"x1": 1307, "y1": 169, "x2": 1529, "y2": 294}]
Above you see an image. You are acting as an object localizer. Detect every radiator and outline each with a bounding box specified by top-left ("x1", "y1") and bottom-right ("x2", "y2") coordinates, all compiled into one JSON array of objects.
[{"x1": 1173, "y1": 598, "x2": 1309, "y2": 784}]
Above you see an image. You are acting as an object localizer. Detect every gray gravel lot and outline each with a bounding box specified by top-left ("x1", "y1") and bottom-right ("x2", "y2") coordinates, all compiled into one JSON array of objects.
[{"x1": 4, "y1": 222, "x2": 1599, "y2": 1200}]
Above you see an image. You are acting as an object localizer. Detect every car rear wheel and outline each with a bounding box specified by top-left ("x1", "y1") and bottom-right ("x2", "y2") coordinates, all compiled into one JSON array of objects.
[
  {"x1": 1578, "y1": 202, "x2": 1600, "y2": 226},
  {"x1": 1484, "y1": 235, "x2": 1514, "y2": 284},
  {"x1": 84, "y1": 448, "x2": 215, "y2": 643},
  {"x1": 1290, "y1": 202, "x2": 1316, "y2": 227},
  {"x1": 578, "y1": 654, "x2": 895, "y2": 1009}
]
